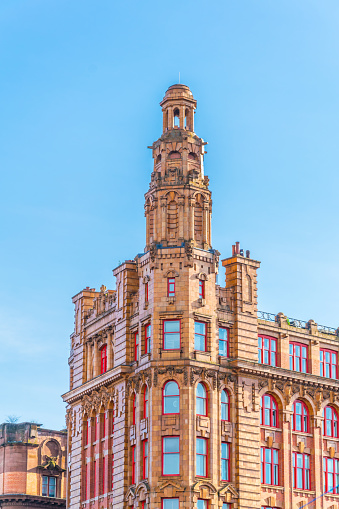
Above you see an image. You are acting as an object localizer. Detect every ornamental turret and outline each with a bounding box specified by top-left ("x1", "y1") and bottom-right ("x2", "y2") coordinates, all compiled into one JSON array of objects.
[{"x1": 145, "y1": 84, "x2": 212, "y2": 251}]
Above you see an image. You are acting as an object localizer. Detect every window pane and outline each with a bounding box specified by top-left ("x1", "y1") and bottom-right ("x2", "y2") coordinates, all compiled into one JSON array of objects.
[
  {"x1": 164, "y1": 437, "x2": 179, "y2": 453},
  {"x1": 196, "y1": 438, "x2": 206, "y2": 454},
  {"x1": 196, "y1": 454, "x2": 206, "y2": 476},
  {"x1": 195, "y1": 322, "x2": 206, "y2": 335},
  {"x1": 196, "y1": 384, "x2": 206, "y2": 398},
  {"x1": 195, "y1": 334, "x2": 205, "y2": 351},
  {"x1": 163, "y1": 453, "x2": 179, "y2": 475},
  {"x1": 49, "y1": 477, "x2": 56, "y2": 497},
  {"x1": 197, "y1": 501, "x2": 207, "y2": 509},
  {"x1": 164, "y1": 396, "x2": 179, "y2": 414},
  {"x1": 219, "y1": 340, "x2": 227, "y2": 356},
  {"x1": 219, "y1": 328, "x2": 227, "y2": 340},
  {"x1": 164, "y1": 333, "x2": 180, "y2": 349},
  {"x1": 164, "y1": 321, "x2": 180, "y2": 333},
  {"x1": 163, "y1": 499, "x2": 179, "y2": 509},
  {"x1": 196, "y1": 398, "x2": 206, "y2": 416},
  {"x1": 164, "y1": 382, "x2": 179, "y2": 396},
  {"x1": 42, "y1": 476, "x2": 48, "y2": 497}
]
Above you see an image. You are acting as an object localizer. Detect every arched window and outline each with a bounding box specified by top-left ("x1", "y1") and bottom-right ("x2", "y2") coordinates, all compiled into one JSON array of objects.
[
  {"x1": 185, "y1": 108, "x2": 189, "y2": 130},
  {"x1": 144, "y1": 386, "x2": 149, "y2": 419},
  {"x1": 100, "y1": 345, "x2": 107, "y2": 374},
  {"x1": 163, "y1": 381, "x2": 179, "y2": 414},
  {"x1": 221, "y1": 390, "x2": 230, "y2": 421},
  {"x1": 323, "y1": 406, "x2": 338, "y2": 437},
  {"x1": 173, "y1": 108, "x2": 180, "y2": 128},
  {"x1": 168, "y1": 151, "x2": 181, "y2": 159},
  {"x1": 292, "y1": 400, "x2": 309, "y2": 432},
  {"x1": 132, "y1": 395, "x2": 136, "y2": 425},
  {"x1": 260, "y1": 394, "x2": 278, "y2": 428},
  {"x1": 156, "y1": 154, "x2": 161, "y2": 164},
  {"x1": 188, "y1": 152, "x2": 198, "y2": 160},
  {"x1": 196, "y1": 383, "x2": 207, "y2": 416}
]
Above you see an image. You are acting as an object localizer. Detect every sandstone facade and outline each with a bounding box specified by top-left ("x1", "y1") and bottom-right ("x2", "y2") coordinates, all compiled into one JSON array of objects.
[
  {"x1": 0, "y1": 422, "x2": 67, "y2": 509},
  {"x1": 63, "y1": 85, "x2": 339, "y2": 509}
]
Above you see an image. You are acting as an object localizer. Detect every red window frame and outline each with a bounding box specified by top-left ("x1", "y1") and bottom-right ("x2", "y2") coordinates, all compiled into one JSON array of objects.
[
  {"x1": 131, "y1": 446, "x2": 136, "y2": 484},
  {"x1": 261, "y1": 447, "x2": 279, "y2": 486},
  {"x1": 221, "y1": 390, "x2": 230, "y2": 421},
  {"x1": 168, "y1": 277, "x2": 175, "y2": 297},
  {"x1": 162, "y1": 381, "x2": 180, "y2": 415},
  {"x1": 258, "y1": 335, "x2": 277, "y2": 367},
  {"x1": 145, "y1": 282, "x2": 149, "y2": 302},
  {"x1": 221, "y1": 442, "x2": 230, "y2": 481},
  {"x1": 102, "y1": 456, "x2": 105, "y2": 494},
  {"x1": 196, "y1": 437, "x2": 208, "y2": 477},
  {"x1": 197, "y1": 500, "x2": 208, "y2": 509},
  {"x1": 86, "y1": 419, "x2": 90, "y2": 445},
  {"x1": 162, "y1": 499, "x2": 179, "y2": 509},
  {"x1": 144, "y1": 385, "x2": 149, "y2": 419},
  {"x1": 320, "y1": 349, "x2": 337, "y2": 379},
  {"x1": 199, "y1": 279, "x2": 205, "y2": 299},
  {"x1": 324, "y1": 457, "x2": 339, "y2": 494},
  {"x1": 260, "y1": 394, "x2": 278, "y2": 428},
  {"x1": 85, "y1": 463, "x2": 90, "y2": 500},
  {"x1": 323, "y1": 405, "x2": 339, "y2": 437},
  {"x1": 95, "y1": 415, "x2": 99, "y2": 442},
  {"x1": 134, "y1": 332, "x2": 139, "y2": 362},
  {"x1": 196, "y1": 382, "x2": 207, "y2": 417},
  {"x1": 219, "y1": 327, "x2": 229, "y2": 357},
  {"x1": 103, "y1": 411, "x2": 107, "y2": 438},
  {"x1": 132, "y1": 395, "x2": 136, "y2": 425},
  {"x1": 194, "y1": 321, "x2": 207, "y2": 352},
  {"x1": 289, "y1": 342, "x2": 308, "y2": 373},
  {"x1": 143, "y1": 439, "x2": 148, "y2": 479},
  {"x1": 292, "y1": 400, "x2": 309, "y2": 433},
  {"x1": 94, "y1": 460, "x2": 97, "y2": 497},
  {"x1": 163, "y1": 319, "x2": 181, "y2": 350},
  {"x1": 162, "y1": 436, "x2": 180, "y2": 476},
  {"x1": 293, "y1": 452, "x2": 310, "y2": 490},
  {"x1": 145, "y1": 324, "x2": 151, "y2": 354},
  {"x1": 100, "y1": 345, "x2": 107, "y2": 374},
  {"x1": 111, "y1": 452, "x2": 114, "y2": 491}
]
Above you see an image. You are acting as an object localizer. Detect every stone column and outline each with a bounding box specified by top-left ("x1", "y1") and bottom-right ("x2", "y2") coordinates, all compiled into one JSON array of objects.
[
  {"x1": 203, "y1": 203, "x2": 209, "y2": 248},
  {"x1": 144, "y1": 203, "x2": 150, "y2": 247},
  {"x1": 189, "y1": 197, "x2": 195, "y2": 241},
  {"x1": 161, "y1": 197, "x2": 167, "y2": 243},
  {"x1": 282, "y1": 409, "x2": 292, "y2": 509},
  {"x1": 93, "y1": 339, "x2": 99, "y2": 377},
  {"x1": 178, "y1": 196, "x2": 185, "y2": 241},
  {"x1": 180, "y1": 106, "x2": 185, "y2": 129},
  {"x1": 86, "y1": 342, "x2": 92, "y2": 381},
  {"x1": 107, "y1": 332, "x2": 114, "y2": 370}
]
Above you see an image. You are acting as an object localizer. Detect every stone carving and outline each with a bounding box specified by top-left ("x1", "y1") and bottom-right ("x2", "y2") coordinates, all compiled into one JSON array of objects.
[
  {"x1": 81, "y1": 386, "x2": 114, "y2": 416},
  {"x1": 184, "y1": 240, "x2": 194, "y2": 260}
]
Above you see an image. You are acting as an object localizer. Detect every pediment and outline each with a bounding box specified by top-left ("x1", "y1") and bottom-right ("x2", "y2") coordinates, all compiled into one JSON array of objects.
[
  {"x1": 157, "y1": 480, "x2": 185, "y2": 493},
  {"x1": 135, "y1": 481, "x2": 150, "y2": 496},
  {"x1": 218, "y1": 483, "x2": 239, "y2": 498},
  {"x1": 191, "y1": 480, "x2": 218, "y2": 495},
  {"x1": 124, "y1": 486, "x2": 136, "y2": 503}
]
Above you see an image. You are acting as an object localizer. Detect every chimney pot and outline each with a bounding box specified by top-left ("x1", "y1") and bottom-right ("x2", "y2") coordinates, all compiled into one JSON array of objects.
[{"x1": 246, "y1": 250, "x2": 250, "y2": 258}]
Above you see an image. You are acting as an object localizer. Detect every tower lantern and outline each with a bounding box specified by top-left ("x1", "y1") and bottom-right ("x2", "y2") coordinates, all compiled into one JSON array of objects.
[{"x1": 160, "y1": 84, "x2": 196, "y2": 132}]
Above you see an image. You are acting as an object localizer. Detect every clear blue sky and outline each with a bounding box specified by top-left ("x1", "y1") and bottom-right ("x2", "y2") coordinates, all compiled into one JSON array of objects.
[{"x1": 1, "y1": 0, "x2": 338, "y2": 430}]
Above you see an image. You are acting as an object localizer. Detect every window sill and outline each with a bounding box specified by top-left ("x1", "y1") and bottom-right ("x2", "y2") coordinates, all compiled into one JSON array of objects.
[
  {"x1": 293, "y1": 489, "x2": 315, "y2": 495},
  {"x1": 261, "y1": 484, "x2": 284, "y2": 491}
]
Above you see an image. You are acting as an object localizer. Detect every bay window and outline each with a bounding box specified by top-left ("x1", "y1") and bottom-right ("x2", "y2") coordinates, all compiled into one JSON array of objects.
[
  {"x1": 162, "y1": 437, "x2": 180, "y2": 476},
  {"x1": 163, "y1": 320, "x2": 180, "y2": 350},
  {"x1": 196, "y1": 438, "x2": 207, "y2": 477},
  {"x1": 261, "y1": 447, "x2": 279, "y2": 485},
  {"x1": 195, "y1": 321, "x2": 207, "y2": 351},
  {"x1": 293, "y1": 452, "x2": 310, "y2": 490}
]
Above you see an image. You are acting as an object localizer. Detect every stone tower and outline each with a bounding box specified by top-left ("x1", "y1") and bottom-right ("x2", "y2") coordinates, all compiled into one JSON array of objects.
[{"x1": 63, "y1": 84, "x2": 339, "y2": 509}]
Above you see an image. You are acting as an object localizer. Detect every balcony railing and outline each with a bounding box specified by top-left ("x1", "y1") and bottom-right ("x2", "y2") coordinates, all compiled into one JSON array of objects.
[{"x1": 257, "y1": 310, "x2": 338, "y2": 336}]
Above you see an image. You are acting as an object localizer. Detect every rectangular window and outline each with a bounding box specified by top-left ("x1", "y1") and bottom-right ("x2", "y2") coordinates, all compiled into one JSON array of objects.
[
  {"x1": 320, "y1": 349, "x2": 337, "y2": 379},
  {"x1": 86, "y1": 463, "x2": 90, "y2": 500},
  {"x1": 100, "y1": 345, "x2": 107, "y2": 374},
  {"x1": 195, "y1": 321, "x2": 207, "y2": 352},
  {"x1": 293, "y1": 452, "x2": 310, "y2": 490},
  {"x1": 94, "y1": 460, "x2": 97, "y2": 497},
  {"x1": 261, "y1": 447, "x2": 279, "y2": 486},
  {"x1": 95, "y1": 415, "x2": 99, "y2": 441},
  {"x1": 132, "y1": 446, "x2": 136, "y2": 484},
  {"x1": 162, "y1": 437, "x2": 180, "y2": 476},
  {"x1": 258, "y1": 335, "x2": 277, "y2": 366},
  {"x1": 222, "y1": 505, "x2": 230, "y2": 509},
  {"x1": 111, "y1": 453, "x2": 114, "y2": 491},
  {"x1": 102, "y1": 456, "x2": 105, "y2": 494},
  {"x1": 197, "y1": 501, "x2": 208, "y2": 509},
  {"x1": 196, "y1": 438, "x2": 207, "y2": 477},
  {"x1": 219, "y1": 327, "x2": 229, "y2": 357},
  {"x1": 162, "y1": 499, "x2": 179, "y2": 509},
  {"x1": 221, "y1": 442, "x2": 230, "y2": 481},
  {"x1": 324, "y1": 457, "x2": 339, "y2": 494},
  {"x1": 134, "y1": 332, "x2": 139, "y2": 362},
  {"x1": 199, "y1": 279, "x2": 205, "y2": 299},
  {"x1": 289, "y1": 342, "x2": 308, "y2": 373},
  {"x1": 86, "y1": 419, "x2": 90, "y2": 445},
  {"x1": 145, "y1": 324, "x2": 151, "y2": 354},
  {"x1": 145, "y1": 282, "x2": 149, "y2": 302},
  {"x1": 143, "y1": 440, "x2": 149, "y2": 479},
  {"x1": 168, "y1": 277, "x2": 175, "y2": 297},
  {"x1": 42, "y1": 476, "x2": 56, "y2": 497},
  {"x1": 163, "y1": 320, "x2": 181, "y2": 350}
]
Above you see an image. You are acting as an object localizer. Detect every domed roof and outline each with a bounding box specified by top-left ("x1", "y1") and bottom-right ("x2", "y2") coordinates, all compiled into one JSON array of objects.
[{"x1": 160, "y1": 84, "x2": 196, "y2": 107}]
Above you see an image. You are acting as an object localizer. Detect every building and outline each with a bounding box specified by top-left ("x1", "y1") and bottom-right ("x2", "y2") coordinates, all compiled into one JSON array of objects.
[
  {"x1": 63, "y1": 84, "x2": 339, "y2": 509},
  {"x1": 0, "y1": 422, "x2": 67, "y2": 509}
]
